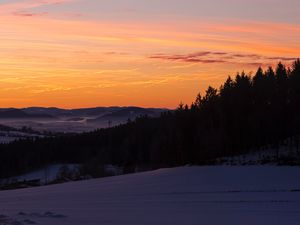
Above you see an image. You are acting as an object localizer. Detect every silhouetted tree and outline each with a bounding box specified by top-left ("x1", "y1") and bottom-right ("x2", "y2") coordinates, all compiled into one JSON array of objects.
[{"x1": 1, "y1": 60, "x2": 300, "y2": 178}]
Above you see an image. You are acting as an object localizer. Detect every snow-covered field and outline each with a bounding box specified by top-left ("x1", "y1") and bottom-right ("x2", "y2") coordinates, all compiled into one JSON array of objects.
[{"x1": 0, "y1": 166, "x2": 300, "y2": 225}]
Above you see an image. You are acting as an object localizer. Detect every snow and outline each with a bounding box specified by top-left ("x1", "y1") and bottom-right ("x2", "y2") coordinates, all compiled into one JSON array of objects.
[
  {"x1": 0, "y1": 136, "x2": 18, "y2": 144},
  {"x1": 0, "y1": 166, "x2": 300, "y2": 225},
  {"x1": 217, "y1": 145, "x2": 300, "y2": 165},
  {"x1": 1, "y1": 164, "x2": 122, "y2": 185},
  {"x1": 0, "y1": 131, "x2": 43, "y2": 144},
  {"x1": 5, "y1": 164, "x2": 79, "y2": 185},
  {"x1": 104, "y1": 164, "x2": 123, "y2": 176}
]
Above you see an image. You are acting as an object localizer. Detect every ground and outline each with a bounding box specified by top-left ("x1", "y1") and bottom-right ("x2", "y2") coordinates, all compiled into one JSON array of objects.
[{"x1": 0, "y1": 166, "x2": 300, "y2": 225}]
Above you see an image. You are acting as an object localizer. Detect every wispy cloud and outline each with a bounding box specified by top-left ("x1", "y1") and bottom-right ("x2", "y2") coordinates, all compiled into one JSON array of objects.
[
  {"x1": 266, "y1": 56, "x2": 298, "y2": 61},
  {"x1": 149, "y1": 52, "x2": 228, "y2": 64},
  {"x1": 0, "y1": 0, "x2": 76, "y2": 17},
  {"x1": 13, "y1": 11, "x2": 48, "y2": 17},
  {"x1": 149, "y1": 51, "x2": 298, "y2": 65},
  {"x1": 0, "y1": 0, "x2": 299, "y2": 108}
]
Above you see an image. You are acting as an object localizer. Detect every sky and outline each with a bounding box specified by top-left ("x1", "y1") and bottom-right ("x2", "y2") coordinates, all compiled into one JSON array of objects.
[{"x1": 0, "y1": 0, "x2": 300, "y2": 109}]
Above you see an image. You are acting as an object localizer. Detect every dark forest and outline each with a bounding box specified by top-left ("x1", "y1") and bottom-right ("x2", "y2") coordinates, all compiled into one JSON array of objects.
[{"x1": 1, "y1": 60, "x2": 300, "y2": 178}]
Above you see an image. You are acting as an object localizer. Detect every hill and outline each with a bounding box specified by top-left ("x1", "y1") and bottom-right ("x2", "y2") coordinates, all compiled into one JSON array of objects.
[
  {"x1": 88, "y1": 107, "x2": 164, "y2": 123},
  {"x1": 0, "y1": 106, "x2": 167, "y2": 134},
  {"x1": 0, "y1": 109, "x2": 54, "y2": 119},
  {"x1": 0, "y1": 166, "x2": 299, "y2": 225},
  {"x1": 21, "y1": 106, "x2": 166, "y2": 118}
]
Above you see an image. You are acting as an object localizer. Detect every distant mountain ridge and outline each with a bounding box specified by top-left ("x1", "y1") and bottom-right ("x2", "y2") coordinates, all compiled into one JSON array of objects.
[
  {"x1": 87, "y1": 107, "x2": 165, "y2": 123},
  {"x1": 0, "y1": 108, "x2": 54, "y2": 119},
  {"x1": 0, "y1": 107, "x2": 168, "y2": 120}
]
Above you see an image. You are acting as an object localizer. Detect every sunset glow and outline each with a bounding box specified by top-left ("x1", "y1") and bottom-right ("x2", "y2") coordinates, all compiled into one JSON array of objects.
[{"x1": 1, "y1": 0, "x2": 300, "y2": 108}]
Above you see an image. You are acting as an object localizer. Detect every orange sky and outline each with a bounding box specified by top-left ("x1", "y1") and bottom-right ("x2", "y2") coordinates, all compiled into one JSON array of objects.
[{"x1": 0, "y1": 0, "x2": 300, "y2": 108}]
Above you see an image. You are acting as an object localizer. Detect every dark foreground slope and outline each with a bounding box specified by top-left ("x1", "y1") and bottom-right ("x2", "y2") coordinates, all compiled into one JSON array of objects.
[{"x1": 0, "y1": 166, "x2": 300, "y2": 225}]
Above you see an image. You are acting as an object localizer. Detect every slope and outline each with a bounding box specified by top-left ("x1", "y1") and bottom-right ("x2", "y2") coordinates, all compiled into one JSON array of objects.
[{"x1": 0, "y1": 166, "x2": 300, "y2": 225}]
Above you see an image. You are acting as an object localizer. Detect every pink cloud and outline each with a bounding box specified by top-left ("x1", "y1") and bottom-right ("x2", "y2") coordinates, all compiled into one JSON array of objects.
[
  {"x1": 0, "y1": 0, "x2": 75, "y2": 16},
  {"x1": 149, "y1": 52, "x2": 298, "y2": 65},
  {"x1": 13, "y1": 11, "x2": 48, "y2": 17}
]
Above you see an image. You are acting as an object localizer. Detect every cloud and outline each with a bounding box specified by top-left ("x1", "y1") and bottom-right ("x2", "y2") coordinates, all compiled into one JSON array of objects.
[
  {"x1": 266, "y1": 56, "x2": 298, "y2": 61},
  {"x1": 231, "y1": 53, "x2": 262, "y2": 59},
  {"x1": 13, "y1": 11, "x2": 48, "y2": 17},
  {"x1": 148, "y1": 51, "x2": 297, "y2": 65},
  {"x1": 149, "y1": 51, "x2": 229, "y2": 64},
  {"x1": 0, "y1": 0, "x2": 75, "y2": 17}
]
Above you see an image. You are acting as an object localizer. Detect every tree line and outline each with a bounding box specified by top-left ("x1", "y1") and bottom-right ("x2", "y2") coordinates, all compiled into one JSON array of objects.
[{"x1": 0, "y1": 60, "x2": 300, "y2": 178}]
